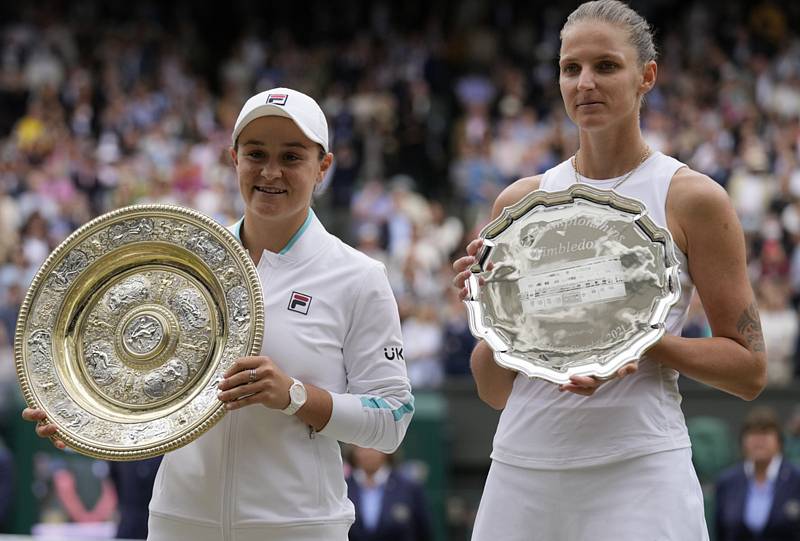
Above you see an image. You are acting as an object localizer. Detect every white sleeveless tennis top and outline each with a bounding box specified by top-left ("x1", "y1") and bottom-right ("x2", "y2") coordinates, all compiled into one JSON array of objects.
[{"x1": 490, "y1": 151, "x2": 695, "y2": 470}]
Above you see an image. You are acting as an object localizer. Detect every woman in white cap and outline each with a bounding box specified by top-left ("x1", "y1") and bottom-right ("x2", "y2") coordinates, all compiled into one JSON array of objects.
[
  {"x1": 452, "y1": 2, "x2": 766, "y2": 540},
  {"x1": 23, "y1": 87, "x2": 414, "y2": 541}
]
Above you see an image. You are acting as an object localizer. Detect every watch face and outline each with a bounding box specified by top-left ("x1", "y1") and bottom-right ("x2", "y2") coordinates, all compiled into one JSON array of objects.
[{"x1": 290, "y1": 383, "x2": 306, "y2": 403}]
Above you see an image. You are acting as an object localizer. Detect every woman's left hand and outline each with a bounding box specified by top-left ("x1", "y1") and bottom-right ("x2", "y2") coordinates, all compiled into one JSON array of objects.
[
  {"x1": 558, "y1": 362, "x2": 638, "y2": 396},
  {"x1": 217, "y1": 356, "x2": 293, "y2": 411}
]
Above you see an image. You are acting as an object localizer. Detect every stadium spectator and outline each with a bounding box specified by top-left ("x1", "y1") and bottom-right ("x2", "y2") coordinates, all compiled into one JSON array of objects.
[
  {"x1": 108, "y1": 457, "x2": 162, "y2": 540},
  {"x1": 346, "y1": 446, "x2": 433, "y2": 541},
  {"x1": 715, "y1": 407, "x2": 800, "y2": 541},
  {"x1": 786, "y1": 407, "x2": 800, "y2": 466},
  {"x1": 401, "y1": 302, "x2": 445, "y2": 390},
  {"x1": 0, "y1": 436, "x2": 13, "y2": 530},
  {"x1": 756, "y1": 278, "x2": 798, "y2": 386},
  {"x1": 682, "y1": 292, "x2": 713, "y2": 339}
]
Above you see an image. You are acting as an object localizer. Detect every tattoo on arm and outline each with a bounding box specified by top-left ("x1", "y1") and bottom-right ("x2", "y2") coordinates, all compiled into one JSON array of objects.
[{"x1": 736, "y1": 302, "x2": 765, "y2": 353}]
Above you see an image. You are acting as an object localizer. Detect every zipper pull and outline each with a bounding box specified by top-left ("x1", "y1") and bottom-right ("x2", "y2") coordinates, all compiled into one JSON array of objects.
[{"x1": 308, "y1": 425, "x2": 316, "y2": 439}]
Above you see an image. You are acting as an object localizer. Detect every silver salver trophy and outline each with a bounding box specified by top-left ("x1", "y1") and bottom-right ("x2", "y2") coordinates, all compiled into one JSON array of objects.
[{"x1": 464, "y1": 184, "x2": 681, "y2": 384}]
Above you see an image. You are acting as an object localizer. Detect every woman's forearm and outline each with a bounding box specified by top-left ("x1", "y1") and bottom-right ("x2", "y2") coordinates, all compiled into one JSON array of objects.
[
  {"x1": 647, "y1": 334, "x2": 766, "y2": 400},
  {"x1": 470, "y1": 341, "x2": 517, "y2": 409}
]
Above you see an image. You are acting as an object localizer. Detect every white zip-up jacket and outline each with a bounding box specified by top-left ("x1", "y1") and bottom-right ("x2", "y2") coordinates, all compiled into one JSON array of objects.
[{"x1": 147, "y1": 210, "x2": 414, "y2": 541}]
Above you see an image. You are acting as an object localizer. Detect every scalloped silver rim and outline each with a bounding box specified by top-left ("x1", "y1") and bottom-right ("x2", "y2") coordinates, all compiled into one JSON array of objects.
[{"x1": 464, "y1": 185, "x2": 681, "y2": 384}]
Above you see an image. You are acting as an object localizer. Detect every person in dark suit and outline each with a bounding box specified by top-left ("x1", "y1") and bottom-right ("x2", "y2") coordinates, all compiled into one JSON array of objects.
[
  {"x1": 346, "y1": 446, "x2": 432, "y2": 541},
  {"x1": 109, "y1": 456, "x2": 162, "y2": 539},
  {"x1": 715, "y1": 407, "x2": 800, "y2": 541},
  {"x1": 0, "y1": 437, "x2": 13, "y2": 530}
]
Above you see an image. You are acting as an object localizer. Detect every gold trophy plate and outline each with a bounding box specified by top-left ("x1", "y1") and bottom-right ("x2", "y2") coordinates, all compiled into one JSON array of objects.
[{"x1": 15, "y1": 205, "x2": 263, "y2": 460}]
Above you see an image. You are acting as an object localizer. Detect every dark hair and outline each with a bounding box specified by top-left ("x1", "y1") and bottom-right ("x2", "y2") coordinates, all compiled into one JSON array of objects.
[
  {"x1": 740, "y1": 406, "x2": 784, "y2": 449},
  {"x1": 561, "y1": 0, "x2": 658, "y2": 64},
  {"x1": 344, "y1": 444, "x2": 397, "y2": 467}
]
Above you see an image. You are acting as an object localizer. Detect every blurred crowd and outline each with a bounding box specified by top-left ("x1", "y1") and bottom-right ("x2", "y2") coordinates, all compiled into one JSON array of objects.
[
  {"x1": 1, "y1": 1, "x2": 800, "y2": 392},
  {"x1": 0, "y1": 0, "x2": 800, "y2": 538}
]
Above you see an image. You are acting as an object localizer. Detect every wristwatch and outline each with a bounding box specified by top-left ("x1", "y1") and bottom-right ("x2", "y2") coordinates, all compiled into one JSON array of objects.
[{"x1": 280, "y1": 378, "x2": 307, "y2": 415}]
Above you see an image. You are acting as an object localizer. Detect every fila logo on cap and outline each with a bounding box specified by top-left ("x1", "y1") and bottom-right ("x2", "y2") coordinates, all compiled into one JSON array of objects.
[
  {"x1": 288, "y1": 291, "x2": 312, "y2": 314},
  {"x1": 267, "y1": 93, "x2": 288, "y2": 106}
]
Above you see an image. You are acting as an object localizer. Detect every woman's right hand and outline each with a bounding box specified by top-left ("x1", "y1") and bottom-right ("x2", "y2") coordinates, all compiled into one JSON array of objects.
[
  {"x1": 452, "y1": 238, "x2": 491, "y2": 300},
  {"x1": 21, "y1": 408, "x2": 66, "y2": 449}
]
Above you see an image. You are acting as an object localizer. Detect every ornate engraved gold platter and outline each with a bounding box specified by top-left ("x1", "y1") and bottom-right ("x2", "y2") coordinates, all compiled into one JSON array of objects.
[
  {"x1": 464, "y1": 184, "x2": 681, "y2": 384},
  {"x1": 15, "y1": 205, "x2": 263, "y2": 460}
]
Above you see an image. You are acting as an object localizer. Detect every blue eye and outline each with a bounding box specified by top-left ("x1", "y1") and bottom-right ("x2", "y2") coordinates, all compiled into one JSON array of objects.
[{"x1": 561, "y1": 64, "x2": 579, "y2": 74}]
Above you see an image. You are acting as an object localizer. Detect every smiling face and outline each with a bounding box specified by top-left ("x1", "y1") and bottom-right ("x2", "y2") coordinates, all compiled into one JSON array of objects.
[
  {"x1": 559, "y1": 21, "x2": 655, "y2": 133},
  {"x1": 231, "y1": 116, "x2": 332, "y2": 233}
]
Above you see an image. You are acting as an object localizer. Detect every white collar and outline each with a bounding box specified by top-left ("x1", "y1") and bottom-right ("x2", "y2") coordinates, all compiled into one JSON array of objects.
[
  {"x1": 745, "y1": 454, "x2": 783, "y2": 483},
  {"x1": 232, "y1": 208, "x2": 331, "y2": 265},
  {"x1": 352, "y1": 465, "x2": 391, "y2": 488}
]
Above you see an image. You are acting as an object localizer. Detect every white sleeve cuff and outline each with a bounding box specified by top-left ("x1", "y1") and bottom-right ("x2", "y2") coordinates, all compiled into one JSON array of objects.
[{"x1": 317, "y1": 392, "x2": 363, "y2": 442}]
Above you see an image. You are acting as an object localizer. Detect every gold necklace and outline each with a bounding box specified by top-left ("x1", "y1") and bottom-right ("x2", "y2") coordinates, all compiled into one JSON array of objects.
[{"x1": 572, "y1": 146, "x2": 652, "y2": 190}]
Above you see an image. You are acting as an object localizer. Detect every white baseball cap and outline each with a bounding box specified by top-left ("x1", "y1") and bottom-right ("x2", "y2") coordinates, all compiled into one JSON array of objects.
[{"x1": 231, "y1": 87, "x2": 329, "y2": 152}]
